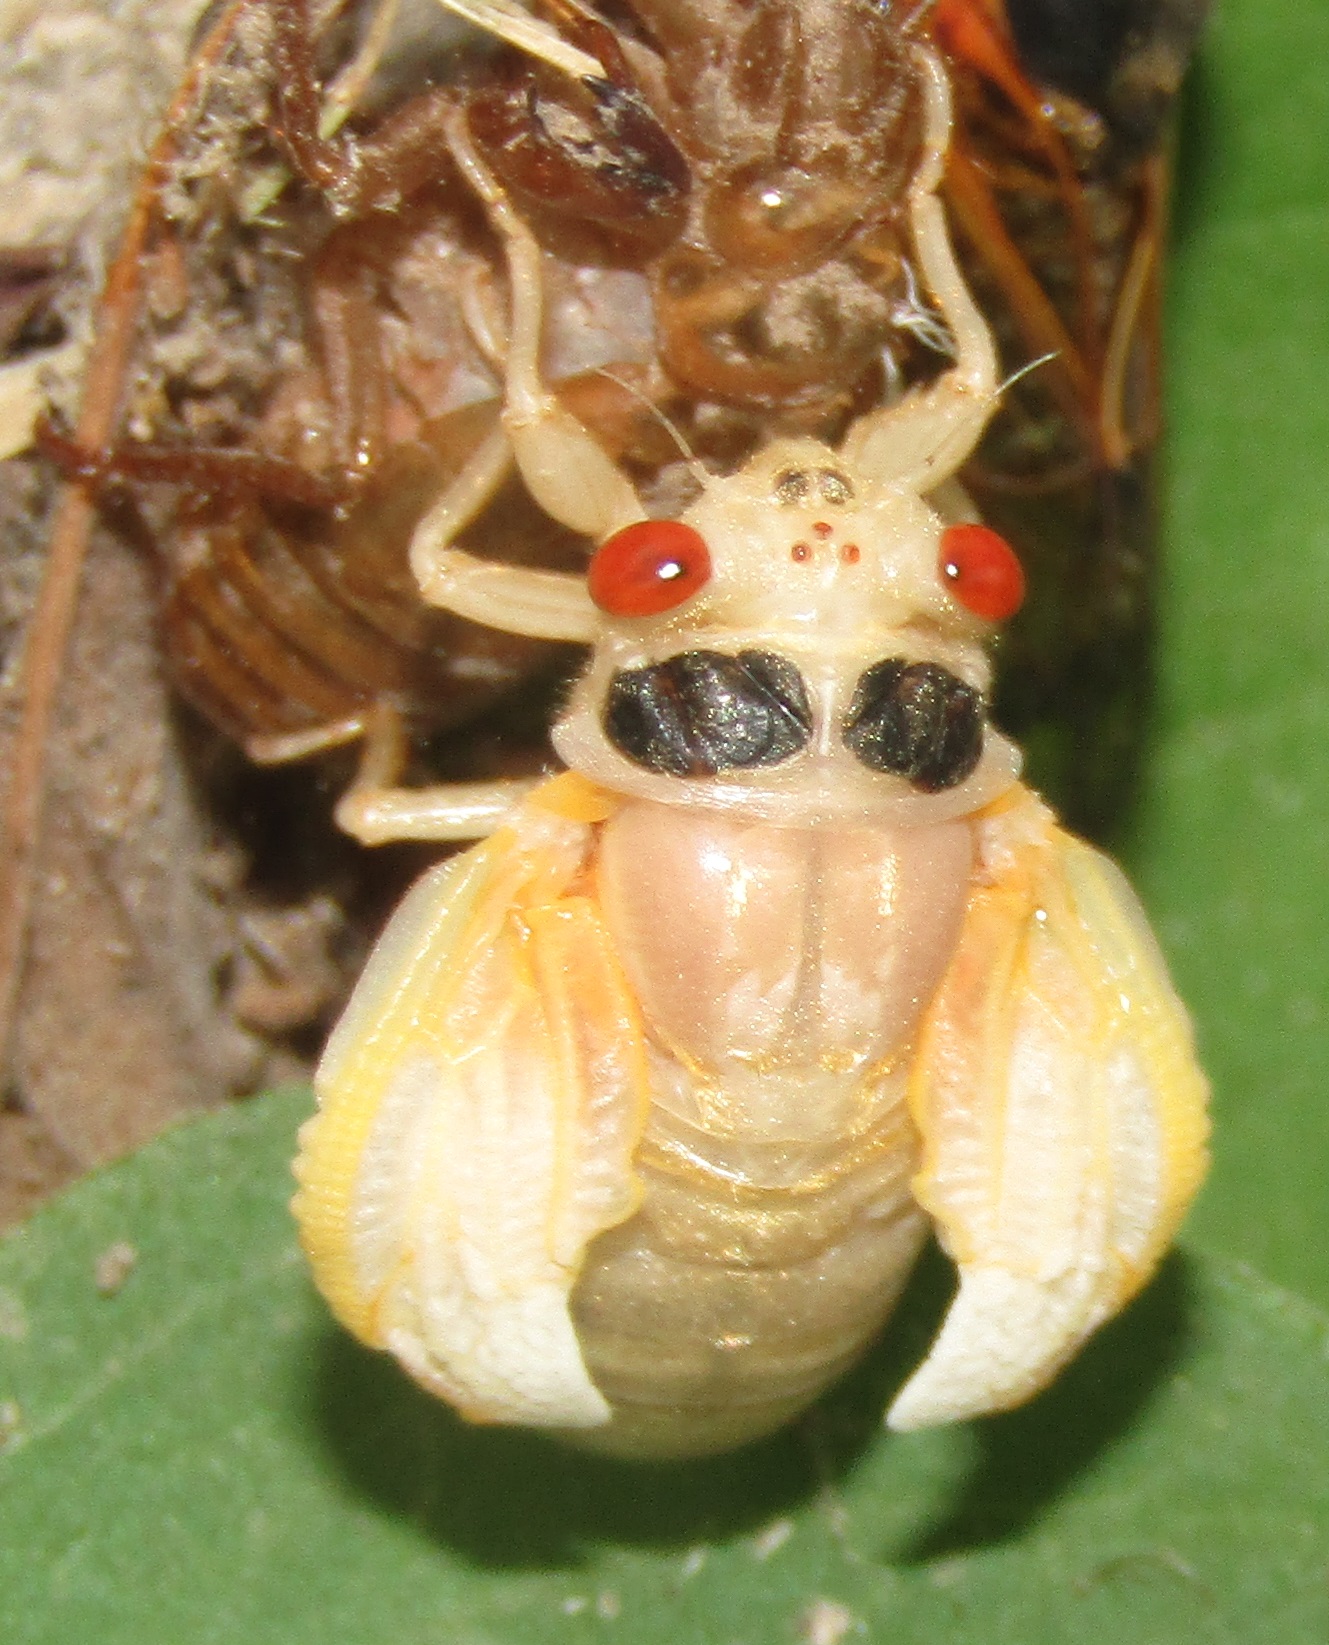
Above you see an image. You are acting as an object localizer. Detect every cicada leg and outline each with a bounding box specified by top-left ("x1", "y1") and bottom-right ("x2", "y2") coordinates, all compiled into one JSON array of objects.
[
  {"x1": 840, "y1": 45, "x2": 999, "y2": 486},
  {"x1": 333, "y1": 701, "x2": 538, "y2": 845},
  {"x1": 406, "y1": 420, "x2": 597, "y2": 642}
]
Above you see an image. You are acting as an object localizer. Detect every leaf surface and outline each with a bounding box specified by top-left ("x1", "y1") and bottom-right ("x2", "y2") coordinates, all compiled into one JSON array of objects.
[
  {"x1": 2, "y1": 1090, "x2": 1328, "y2": 1645},
  {"x1": 1128, "y1": 0, "x2": 1329, "y2": 1304}
]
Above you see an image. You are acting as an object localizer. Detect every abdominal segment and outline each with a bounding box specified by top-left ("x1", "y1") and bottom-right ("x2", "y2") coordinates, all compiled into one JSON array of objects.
[{"x1": 568, "y1": 1089, "x2": 929, "y2": 1458}]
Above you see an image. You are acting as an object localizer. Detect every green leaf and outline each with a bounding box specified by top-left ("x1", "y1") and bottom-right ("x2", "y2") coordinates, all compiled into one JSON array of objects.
[
  {"x1": 3, "y1": 1089, "x2": 1329, "y2": 1645},
  {"x1": 1129, "y1": 0, "x2": 1329, "y2": 1305}
]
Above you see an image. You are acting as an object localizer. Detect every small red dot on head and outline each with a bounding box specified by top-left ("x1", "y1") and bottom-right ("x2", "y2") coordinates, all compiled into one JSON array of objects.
[
  {"x1": 811, "y1": 521, "x2": 833, "y2": 538},
  {"x1": 938, "y1": 522, "x2": 1025, "y2": 622},
  {"x1": 791, "y1": 541, "x2": 812, "y2": 563},
  {"x1": 841, "y1": 542, "x2": 861, "y2": 564}
]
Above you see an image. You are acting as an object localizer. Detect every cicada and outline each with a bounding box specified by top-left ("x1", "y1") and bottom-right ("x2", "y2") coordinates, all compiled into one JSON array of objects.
[{"x1": 292, "y1": 50, "x2": 1208, "y2": 1459}]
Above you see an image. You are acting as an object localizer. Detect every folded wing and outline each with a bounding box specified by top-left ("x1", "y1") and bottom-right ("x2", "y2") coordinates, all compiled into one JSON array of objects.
[
  {"x1": 293, "y1": 775, "x2": 648, "y2": 1428},
  {"x1": 888, "y1": 789, "x2": 1209, "y2": 1430}
]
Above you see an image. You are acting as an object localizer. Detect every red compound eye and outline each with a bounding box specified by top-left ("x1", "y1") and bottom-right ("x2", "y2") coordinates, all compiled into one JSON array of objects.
[
  {"x1": 939, "y1": 523, "x2": 1026, "y2": 622},
  {"x1": 588, "y1": 520, "x2": 712, "y2": 617}
]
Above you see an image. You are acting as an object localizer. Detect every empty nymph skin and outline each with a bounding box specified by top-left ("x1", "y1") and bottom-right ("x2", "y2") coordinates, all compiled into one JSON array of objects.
[{"x1": 292, "y1": 37, "x2": 1209, "y2": 1460}]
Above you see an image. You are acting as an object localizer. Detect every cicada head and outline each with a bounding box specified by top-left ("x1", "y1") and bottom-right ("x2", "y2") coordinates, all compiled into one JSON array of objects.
[{"x1": 554, "y1": 426, "x2": 1027, "y2": 826}]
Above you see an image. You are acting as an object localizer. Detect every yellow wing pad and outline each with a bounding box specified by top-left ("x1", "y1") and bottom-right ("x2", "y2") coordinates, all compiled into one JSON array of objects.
[
  {"x1": 292, "y1": 778, "x2": 649, "y2": 1429},
  {"x1": 888, "y1": 786, "x2": 1210, "y2": 1430}
]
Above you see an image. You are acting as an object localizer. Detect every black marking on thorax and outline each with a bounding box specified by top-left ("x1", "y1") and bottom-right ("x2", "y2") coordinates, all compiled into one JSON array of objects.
[
  {"x1": 604, "y1": 650, "x2": 813, "y2": 776},
  {"x1": 842, "y1": 660, "x2": 984, "y2": 792},
  {"x1": 604, "y1": 651, "x2": 984, "y2": 791}
]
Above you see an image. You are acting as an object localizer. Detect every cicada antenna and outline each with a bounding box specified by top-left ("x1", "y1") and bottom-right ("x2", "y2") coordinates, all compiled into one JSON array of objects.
[
  {"x1": 909, "y1": 349, "x2": 1061, "y2": 494},
  {"x1": 590, "y1": 366, "x2": 712, "y2": 499},
  {"x1": 998, "y1": 349, "x2": 1060, "y2": 398},
  {"x1": 0, "y1": 0, "x2": 252, "y2": 1085}
]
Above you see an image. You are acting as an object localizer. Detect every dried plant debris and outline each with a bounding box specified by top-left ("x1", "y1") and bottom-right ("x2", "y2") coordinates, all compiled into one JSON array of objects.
[
  {"x1": 0, "y1": 0, "x2": 209, "y2": 447},
  {"x1": 0, "y1": 0, "x2": 582, "y2": 1222},
  {"x1": 0, "y1": 0, "x2": 307, "y2": 1219},
  {"x1": 8, "y1": 522, "x2": 266, "y2": 1167}
]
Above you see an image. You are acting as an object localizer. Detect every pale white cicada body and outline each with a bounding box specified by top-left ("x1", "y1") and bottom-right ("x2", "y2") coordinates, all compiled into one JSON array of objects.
[{"x1": 292, "y1": 40, "x2": 1209, "y2": 1460}]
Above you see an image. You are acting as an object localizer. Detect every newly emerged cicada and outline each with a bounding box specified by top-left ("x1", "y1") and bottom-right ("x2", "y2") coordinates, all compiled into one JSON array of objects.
[{"x1": 292, "y1": 49, "x2": 1209, "y2": 1459}]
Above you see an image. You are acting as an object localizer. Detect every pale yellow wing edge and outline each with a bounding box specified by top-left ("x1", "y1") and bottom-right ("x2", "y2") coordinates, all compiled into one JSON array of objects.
[
  {"x1": 888, "y1": 787, "x2": 1210, "y2": 1430},
  {"x1": 292, "y1": 775, "x2": 649, "y2": 1429}
]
